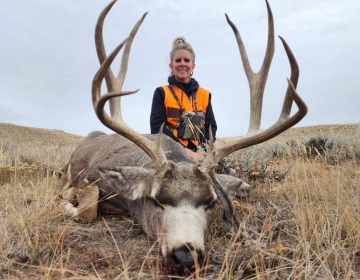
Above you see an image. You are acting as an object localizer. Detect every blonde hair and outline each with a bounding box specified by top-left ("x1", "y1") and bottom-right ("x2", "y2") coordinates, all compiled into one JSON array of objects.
[{"x1": 170, "y1": 36, "x2": 196, "y2": 63}]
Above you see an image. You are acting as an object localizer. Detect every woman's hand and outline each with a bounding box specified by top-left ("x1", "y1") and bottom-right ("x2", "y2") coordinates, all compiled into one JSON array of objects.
[{"x1": 185, "y1": 147, "x2": 206, "y2": 162}]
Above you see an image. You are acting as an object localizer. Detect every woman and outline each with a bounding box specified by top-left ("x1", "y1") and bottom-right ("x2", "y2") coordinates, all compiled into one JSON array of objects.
[{"x1": 150, "y1": 37, "x2": 217, "y2": 160}]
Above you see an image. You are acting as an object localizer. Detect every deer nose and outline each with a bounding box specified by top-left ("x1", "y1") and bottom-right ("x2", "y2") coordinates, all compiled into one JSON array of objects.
[
  {"x1": 170, "y1": 244, "x2": 204, "y2": 275},
  {"x1": 173, "y1": 250, "x2": 194, "y2": 269}
]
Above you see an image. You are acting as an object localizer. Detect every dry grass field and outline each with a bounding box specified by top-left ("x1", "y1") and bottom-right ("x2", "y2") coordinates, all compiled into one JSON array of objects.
[{"x1": 0, "y1": 122, "x2": 359, "y2": 279}]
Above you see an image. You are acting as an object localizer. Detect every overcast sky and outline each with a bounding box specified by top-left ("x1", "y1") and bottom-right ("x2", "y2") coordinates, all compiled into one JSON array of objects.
[{"x1": 1, "y1": 0, "x2": 359, "y2": 137}]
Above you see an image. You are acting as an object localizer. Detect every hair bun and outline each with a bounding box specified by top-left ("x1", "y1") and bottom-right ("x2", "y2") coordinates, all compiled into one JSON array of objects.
[{"x1": 172, "y1": 36, "x2": 186, "y2": 47}]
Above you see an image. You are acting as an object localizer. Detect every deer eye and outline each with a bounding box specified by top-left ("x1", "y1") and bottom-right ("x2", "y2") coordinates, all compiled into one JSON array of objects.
[
  {"x1": 205, "y1": 200, "x2": 216, "y2": 211},
  {"x1": 149, "y1": 197, "x2": 165, "y2": 209}
]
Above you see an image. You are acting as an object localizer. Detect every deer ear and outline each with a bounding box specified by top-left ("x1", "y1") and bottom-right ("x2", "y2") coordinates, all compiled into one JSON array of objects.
[
  {"x1": 98, "y1": 167, "x2": 156, "y2": 200},
  {"x1": 214, "y1": 174, "x2": 252, "y2": 197}
]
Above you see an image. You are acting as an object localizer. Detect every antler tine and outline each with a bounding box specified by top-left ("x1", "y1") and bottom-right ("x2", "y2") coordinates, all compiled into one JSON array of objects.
[
  {"x1": 200, "y1": 126, "x2": 216, "y2": 171},
  {"x1": 225, "y1": 0, "x2": 274, "y2": 134},
  {"x1": 95, "y1": 0, "x2": 116, "y2": 71},
  {"x1": 95, "y1": 0, "x2": 147, "y2": 122},
  {"x1": 117, "y1": 12, "x2": 148, "y2": 91},
  {"x1": 279, "y1": 35, "x2": 299, "y2": 119},
  {"x1": 92, "y1": 8, "x2": 167, "y2": 172}
]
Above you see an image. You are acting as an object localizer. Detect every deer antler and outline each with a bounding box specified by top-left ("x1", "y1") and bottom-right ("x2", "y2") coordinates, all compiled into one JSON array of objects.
[
  {"x1": 95, "y1": 0, "x2": 145, "y2": 123},
  {"x1": 201, "y1": 0, "x2": 308, "y2": 168},
  {"x1": 92, "y1": 2, "x2": 167, "y2": 172},
  {"x1": 227, "y1": 1, "x2": 275, "y2": 135}
]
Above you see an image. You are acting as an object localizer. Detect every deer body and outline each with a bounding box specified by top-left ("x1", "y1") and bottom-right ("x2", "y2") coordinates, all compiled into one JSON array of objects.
[
  {"x1": 61, "y1": 132, "x2": 248, "y2": 272},
  {"x1": 59, "y1": 0, "x2": 308, "y2": 275}
]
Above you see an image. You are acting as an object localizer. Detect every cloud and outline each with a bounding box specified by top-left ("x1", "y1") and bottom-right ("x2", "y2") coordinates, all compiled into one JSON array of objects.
[{"x1": 0, "y1": 0, "x2": 359, "y2": 138}]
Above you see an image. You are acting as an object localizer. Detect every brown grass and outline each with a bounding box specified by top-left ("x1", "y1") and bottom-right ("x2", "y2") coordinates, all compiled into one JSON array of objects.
[{"x1": 0, "y1": 122, "x2": 359, "y2": 279}]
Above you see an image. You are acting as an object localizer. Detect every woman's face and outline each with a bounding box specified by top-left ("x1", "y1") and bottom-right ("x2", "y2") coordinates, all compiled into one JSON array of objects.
[{"x1": 169, "y1": 49, "x2": 195, "y2": 83}]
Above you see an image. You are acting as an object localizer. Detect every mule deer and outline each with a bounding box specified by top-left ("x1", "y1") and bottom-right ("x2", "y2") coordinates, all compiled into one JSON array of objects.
[{"x1": 59, "y1": 0, "x2": 307, "y2": 275}]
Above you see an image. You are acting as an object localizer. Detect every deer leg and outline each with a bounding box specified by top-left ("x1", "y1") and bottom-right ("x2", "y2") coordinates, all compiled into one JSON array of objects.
[
  {"x1": 57, "y1": 187, "x2": 78, "y2": 218},
  {"x1": 98, "y1": 201, "x2": 125, "y2": 214},
  {"x1": 57, "y1": 184, "x2": 100, "y2": 222},
  {"x1": 77, "y1": 184, "x2": 100, "y2": 222}
]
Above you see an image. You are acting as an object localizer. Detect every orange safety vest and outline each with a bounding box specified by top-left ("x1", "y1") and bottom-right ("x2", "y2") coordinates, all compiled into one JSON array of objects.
[{"x1": 162, "y1": 84, "x2": 210, "y2": 147}]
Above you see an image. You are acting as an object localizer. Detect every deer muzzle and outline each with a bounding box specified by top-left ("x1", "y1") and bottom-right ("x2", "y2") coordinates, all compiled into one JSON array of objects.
[{"x1": 167, "y1": 244, "x2": 204, "y2": 275}]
